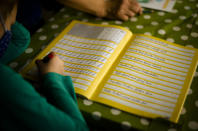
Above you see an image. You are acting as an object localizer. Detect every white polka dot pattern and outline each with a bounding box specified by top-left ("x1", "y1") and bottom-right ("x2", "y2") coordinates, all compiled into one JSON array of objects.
[
  {"x1": 110, "y1": 108, "x2": 121, "y2": 115},
  {"x1": 83, "y1": 99, "x2": 93, "y2": 106},
  {"x1": 188, "y1": 121, "x2": 198, "y2": 130},
  {"x1": 92, "y1": 111, "x2": 101, "y2": 120},
  {"x1": 25, "y1": 48, "x2": 33, "y2": 54},
  {"x1": 140, "y1": 118, "x2": 150, "y2": 126}
]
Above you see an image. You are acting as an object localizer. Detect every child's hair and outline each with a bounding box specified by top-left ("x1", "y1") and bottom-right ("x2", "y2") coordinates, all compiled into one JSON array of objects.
[{"x1": 0, "y1": 0, "x2": 18, "y2": 20}]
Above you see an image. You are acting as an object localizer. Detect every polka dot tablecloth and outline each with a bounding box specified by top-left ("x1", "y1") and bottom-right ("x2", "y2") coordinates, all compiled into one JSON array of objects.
[{"x1": 11, "y1": 0, "x2": 198, "y2": 130}]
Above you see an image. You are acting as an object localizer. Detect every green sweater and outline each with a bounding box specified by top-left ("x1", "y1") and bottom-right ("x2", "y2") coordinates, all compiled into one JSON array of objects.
[
  {"x1": 0, "y1": 64, "x2": 89, "y2": 131},
  {"x1": 0, "y1": 22, "x2": 89, "y2": 131}
]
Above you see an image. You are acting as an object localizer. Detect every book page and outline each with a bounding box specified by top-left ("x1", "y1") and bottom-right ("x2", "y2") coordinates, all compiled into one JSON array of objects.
[
  {"x1": 139, "y1": 0, "x2": 176, "y2": 12},
  {"x1": 21, "y1": 20, "x2": 132, "y2": 98},
  {"x1": 92, "y1": 34, "x2": 198, "y2": 123}
]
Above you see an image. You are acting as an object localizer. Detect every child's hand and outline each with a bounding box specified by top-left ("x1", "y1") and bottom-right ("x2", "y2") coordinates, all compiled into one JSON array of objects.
[
  {"x1": 36, "y1": 52, "x2": 65, "y2": 76},
  {"x1": 105, "y1": 0, "x2": 142, "y2": 21}
]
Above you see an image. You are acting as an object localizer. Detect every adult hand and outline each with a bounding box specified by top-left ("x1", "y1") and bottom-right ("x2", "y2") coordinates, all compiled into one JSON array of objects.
[
  {"x1": 105, "y1": 0, "x2": 142, "y2": 21},
  {"x1": 57, "y1": 0, "x2": 142, "y2": 21},
  {"x1": 36, "y1": 52, "x2": 65, "y2": 76}
]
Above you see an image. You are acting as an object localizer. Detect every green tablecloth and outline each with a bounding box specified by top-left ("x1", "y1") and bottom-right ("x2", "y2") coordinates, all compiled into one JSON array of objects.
[{"x1": 10, "y1": 0, "x2": 198, "y2": 130}]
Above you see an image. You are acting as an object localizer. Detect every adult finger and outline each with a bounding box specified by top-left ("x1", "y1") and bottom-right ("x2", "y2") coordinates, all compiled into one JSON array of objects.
[
  {"x1": 126, "y1": 9, "x2": 135, "y2": 17},
  {"x1": 138, "y1": 6, "x2": 143, "y2": 14},
  {"x1": 117, "y1": 9, "x2": 129, "y2": 21},
  {"x1": 129, "y1": 0, "x2": 141, "y2": 13}
]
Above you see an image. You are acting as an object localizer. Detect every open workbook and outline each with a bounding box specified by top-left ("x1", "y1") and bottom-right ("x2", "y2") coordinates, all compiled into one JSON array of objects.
[{"x1": 21, "y1": 20, "x2": 198, "y2": 123}]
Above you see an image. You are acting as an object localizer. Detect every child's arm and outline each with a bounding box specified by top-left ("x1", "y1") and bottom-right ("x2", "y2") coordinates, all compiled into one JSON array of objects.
[{"x1": 0, "y1": 64, "x2": 88, "y2": 131}]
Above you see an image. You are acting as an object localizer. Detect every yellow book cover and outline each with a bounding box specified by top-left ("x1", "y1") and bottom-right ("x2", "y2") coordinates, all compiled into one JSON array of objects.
[{"x1": 21, "y1": 20, "x2": 198, "y2": 123}]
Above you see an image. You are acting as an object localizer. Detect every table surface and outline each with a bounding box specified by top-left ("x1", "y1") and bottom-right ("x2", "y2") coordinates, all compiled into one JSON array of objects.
[{"x1": 10, "y1": 0, "x2": 198, "y2": 130}]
